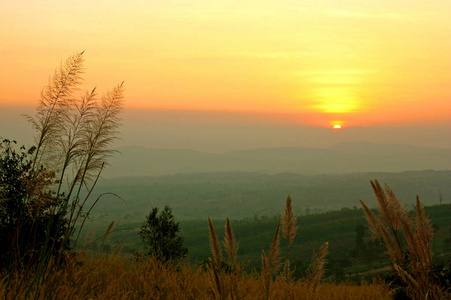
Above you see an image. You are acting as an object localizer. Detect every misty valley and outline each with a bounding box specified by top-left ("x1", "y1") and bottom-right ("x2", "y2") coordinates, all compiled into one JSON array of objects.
[{"x1": 80, "y1": 169, "x2": 451, "y2": 275}]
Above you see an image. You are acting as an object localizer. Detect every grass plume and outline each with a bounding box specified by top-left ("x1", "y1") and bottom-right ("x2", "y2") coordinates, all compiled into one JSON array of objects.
[
  {"x1": 361, "y1": 180, "x2": 443, "y2": 299},
  {"x1": 282, "y1": 195, "x2": 296, "y2": 247},
  {"x1": 262, "y1": 219, "x2": 281, "y2": 300},
  {"x1": 0, "y1": 53, "x2": 125, "y2": 296},
  {"x1": 223, "y1": 217, "x2": 240, "y2": 299},
  {"x1": 307, "y1": 241, "x2": 329, "y2": 296},
  {"x1": 208, "y1": 217, "x2": 222, "y2": 269},
  {"x1": 281, "y1": 195, "x2": 297, "y2": 284},
  {"x1": 223, "y1": 217, "x2": 238, "y2": 264},
  {"x1": 25, "y1": 52, "x2": 85, "y2": 170},
  {"x1": 207, "y1": 217, "x2": 223, "y2": 298}
]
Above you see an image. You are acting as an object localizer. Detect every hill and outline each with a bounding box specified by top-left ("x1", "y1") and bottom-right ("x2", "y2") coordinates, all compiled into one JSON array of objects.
[
  {"x1": 82, "y1": 203, "x2": 451, "y2": 282},
  {"x1": 87, "y1": 170, "x2": 451, "y2": 220},
  {"x1": 104, "y1": 141, "x2": 451, "y2": 178}
]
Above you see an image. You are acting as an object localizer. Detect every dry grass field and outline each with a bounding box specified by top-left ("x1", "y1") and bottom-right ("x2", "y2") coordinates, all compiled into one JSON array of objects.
[{"x1": 0, "y1": 255, "x2": 393, "y2": 300}]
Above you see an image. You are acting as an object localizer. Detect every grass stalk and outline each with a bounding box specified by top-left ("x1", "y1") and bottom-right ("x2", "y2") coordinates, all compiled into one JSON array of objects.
[{"x1": 361, "y1": 180, "x2": 441, "y2": 299}]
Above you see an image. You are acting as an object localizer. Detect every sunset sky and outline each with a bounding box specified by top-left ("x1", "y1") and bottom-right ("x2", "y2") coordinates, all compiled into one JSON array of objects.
[{"x1": 1, "y1": 0, "x2": 450, "y2": 150}]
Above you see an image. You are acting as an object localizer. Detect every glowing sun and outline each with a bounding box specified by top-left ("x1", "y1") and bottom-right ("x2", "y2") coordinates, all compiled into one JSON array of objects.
[{"x1": 333, "y1": 124, "x2": 342, "y2": 129}]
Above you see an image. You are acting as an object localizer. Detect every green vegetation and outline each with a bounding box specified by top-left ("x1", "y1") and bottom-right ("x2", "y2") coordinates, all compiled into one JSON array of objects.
[
  {"x1": 82, "y1": 198, "x2": 451, "y2": 284},
  {"x1": 4, "y1": 175, "x2": 450, "y2": 298},
  {"x1": 138, "y1": 206, "x2": 187, "y2": 262},
  {"x1": 87, "y1": 170, "x2": 451, "y2": 219}
]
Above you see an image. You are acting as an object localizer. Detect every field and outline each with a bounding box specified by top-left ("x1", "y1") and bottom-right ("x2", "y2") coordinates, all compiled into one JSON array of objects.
[
  {"x1": 3, "y1": 200, "x2": 450, "y2": 299},
  {"x1": 82, "y1": 202, "x2": 451, "y2": 282},
  {"x1": 78, "y1": 171, "x2": 451, "y2": 282},
  {"x1": 0, "y1": 255, "x2": 393, "y2": 299}
]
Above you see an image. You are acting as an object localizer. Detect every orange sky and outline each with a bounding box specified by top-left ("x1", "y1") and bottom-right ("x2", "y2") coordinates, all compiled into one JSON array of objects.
[{"x1": 0, "y1": 0, "x2": 450, "y2": 128}]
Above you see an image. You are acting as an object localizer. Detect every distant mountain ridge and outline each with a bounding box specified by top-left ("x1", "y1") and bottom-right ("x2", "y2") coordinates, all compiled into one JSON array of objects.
[{"x1": 104, "y1": 141, "x2": 450, "y2": 178}]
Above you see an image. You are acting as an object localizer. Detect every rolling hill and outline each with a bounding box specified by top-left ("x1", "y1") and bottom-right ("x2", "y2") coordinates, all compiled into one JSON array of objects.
[{"x1": 104, "y1": 141, "x2": 450, "y2": 178}]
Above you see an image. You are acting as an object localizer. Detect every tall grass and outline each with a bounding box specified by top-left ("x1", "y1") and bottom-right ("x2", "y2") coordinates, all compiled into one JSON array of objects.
[
  {"x1": 281, "y1": 195, "x2": 296, "y2": 284},
  {"x1": 24, "y1": 51, "x2": 125, "y2": 260},
  {"x1": 1, "y1": 51, "x2": 124, "y2": 298},
  {"x1": 360, "y1": 180, "x2": 449, "y2": 299},
  {"x1": 307, "y1": 242, "x2": 329, "y2": 296},
  {"x1": 261, "y1": 219, "x2": 281, "y2": 299},
  {"x1": 206, "y1": 196, "x2": 332, "y2": 300},
  {"x1": 207, "y1": 217, "x2": 242, "y2": 299},
  {"x1": 0, "y1": 255, "x2": 393, "y2": 300}
]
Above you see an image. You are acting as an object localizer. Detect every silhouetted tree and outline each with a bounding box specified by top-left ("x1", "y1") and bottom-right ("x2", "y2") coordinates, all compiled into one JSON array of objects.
[{"x1": 139, "y1": 206, "x2": 187, "y2": 262}]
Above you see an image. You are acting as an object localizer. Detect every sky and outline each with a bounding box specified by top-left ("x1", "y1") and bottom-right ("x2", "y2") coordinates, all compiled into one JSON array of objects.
[{"x1": 1, "y1": 0, "x2": 450, "y2": 151}]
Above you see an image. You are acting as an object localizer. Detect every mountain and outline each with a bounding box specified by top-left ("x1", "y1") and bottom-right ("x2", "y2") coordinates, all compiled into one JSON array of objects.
[{"x1": 103, "y1": 141, "x2": 450, "y2": 178}]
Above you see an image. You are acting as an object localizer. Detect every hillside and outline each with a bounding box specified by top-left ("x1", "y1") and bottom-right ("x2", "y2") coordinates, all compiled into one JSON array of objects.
[
  {"x1": 87, "y1": 170, "x2": 451, "y2": 220},
  {"x1": 104, "y1": 142, "x2": 451, "y2": 178},
  {"x1": 82, "y1": 203, "x2": 451, "y2": 283}
]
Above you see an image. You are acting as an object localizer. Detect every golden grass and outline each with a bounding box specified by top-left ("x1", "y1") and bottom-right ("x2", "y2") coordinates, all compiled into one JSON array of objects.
[
  {"x1": 0, "y1": 255, "x2": 393, "y2": 300},
  {"x1": 223, "y1": 217, "x2": 238, "y2": 264},
  {"x1": 208, "y1": 217, "x2": 222, "y2": 269},
  {"x1": 360, "y1": 180, "x2": 449, "y2": 300},
  {"x1": 307, "y1": 241, "x2": 329, "y2": 296},
  {"x1": 282, "y1": 196, "x2": 296, "y2": 247},
  {"x1": 281, "y1": 195, "x2": 297, "y2": 285},
  {"x1": 207, "y1": 199, "x2": 334, "y2": 300},
  {"x1": 261, "y1": 219, "x2": 281, "y2": 299}
]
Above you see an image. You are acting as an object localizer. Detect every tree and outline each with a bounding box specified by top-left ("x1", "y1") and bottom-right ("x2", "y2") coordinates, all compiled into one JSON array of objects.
[{"x1": 139, "y1": 206, "x2": 187, "y2": 262}]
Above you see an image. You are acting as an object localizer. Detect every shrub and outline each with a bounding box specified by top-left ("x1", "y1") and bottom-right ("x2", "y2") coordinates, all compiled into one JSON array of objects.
[{"x1": 0, "y1": 139, "x2": 69, "y2": 269}]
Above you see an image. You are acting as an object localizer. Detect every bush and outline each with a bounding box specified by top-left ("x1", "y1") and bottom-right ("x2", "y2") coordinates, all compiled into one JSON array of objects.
[{"x1": 0, "y1": 139, "x2": 69, "y2": 269}]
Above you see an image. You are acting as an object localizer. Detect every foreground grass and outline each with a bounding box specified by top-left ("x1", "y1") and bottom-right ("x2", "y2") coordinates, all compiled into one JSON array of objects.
[{"x1": 1, "y1": 255, "x2": 392, "y2": 300}]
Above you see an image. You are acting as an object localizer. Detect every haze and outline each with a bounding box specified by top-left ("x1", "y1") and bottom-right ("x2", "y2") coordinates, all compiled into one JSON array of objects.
[{"x1": 1, "y1": 0, "x2": 450, "y2": 158}]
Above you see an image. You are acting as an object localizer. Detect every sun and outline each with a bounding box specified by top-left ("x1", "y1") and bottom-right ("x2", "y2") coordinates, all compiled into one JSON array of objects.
[{"x1": 329, "y1": 121, "x2": 344, "y2": 130}]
